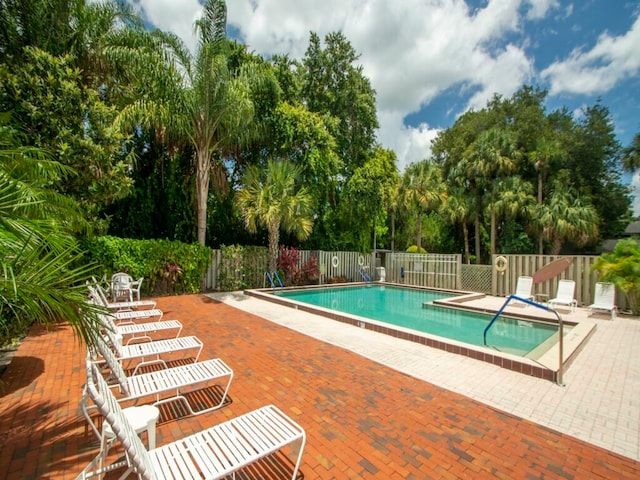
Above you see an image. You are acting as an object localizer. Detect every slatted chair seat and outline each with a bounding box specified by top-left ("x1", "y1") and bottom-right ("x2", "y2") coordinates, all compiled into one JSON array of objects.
[
  {"x1": 100, "y1": 324, "x2": 203, "y2": 374},
  {"x1": 99, "y1": 312, "x2": 182, "y2": 345},
  {"x1": 116, "y1": 335, "x2": 203, "y2": 373},
  {"x1": 113, "y1": 318, "x2": 183, "y2": 341},
  {"x1": 109, "y1": 307, "x2": 164, "y2": 322},
  {"x1": 78, "y1": 362, "x2": 305, "y2": 480}
]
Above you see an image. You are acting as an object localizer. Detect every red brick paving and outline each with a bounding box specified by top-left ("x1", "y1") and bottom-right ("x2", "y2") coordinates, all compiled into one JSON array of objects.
[{"x1": 0, "y1": 293, "x2": 638, "y2": 479}]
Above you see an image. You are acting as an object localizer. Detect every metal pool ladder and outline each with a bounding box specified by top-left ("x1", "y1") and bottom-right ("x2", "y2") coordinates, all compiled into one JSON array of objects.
[{"x1": 483, "y1": 295, "x2": 565, "y2": 386}]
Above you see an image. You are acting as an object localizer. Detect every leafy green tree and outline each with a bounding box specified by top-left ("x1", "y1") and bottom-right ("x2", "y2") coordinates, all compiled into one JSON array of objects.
[
  {"x1": 301, "y1": 31, "x2": 378, "y2": 176},
  {"x1": 567, "y1": 103, "x2": 631, "y2": 241},
  {"x1": 341, "y1": 148, "x2": 398, "y2": 251},
  {"x1": 0, "y1": 47, "x2": 134, "y2": 230},
  {"x1": 236, "y1": 159, "x2": 314, "y2": 272},
  {"x1": 401, "y1": 160, "x2": 446, "y2": 253},
  {"x1": 0, "y1": 122, "x2": 102, "y2": 346},
  {"x1": 592, "y1": 238, "x2": 640, "y2": 314},
  {"x1": 269, "y1": 101, "x2": 341, "y2": 248},
  {"x1": 0, "y1": 0, "x2": 142, "y2": 88}
]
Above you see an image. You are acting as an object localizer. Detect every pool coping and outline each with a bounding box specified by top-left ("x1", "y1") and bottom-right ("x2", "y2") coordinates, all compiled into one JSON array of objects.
[{"x1": 245, "y1": 282, "x2": 597, "y2": 383}]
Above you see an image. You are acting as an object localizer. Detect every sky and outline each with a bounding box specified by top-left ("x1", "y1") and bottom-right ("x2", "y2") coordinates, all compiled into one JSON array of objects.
[{"x1": 129, "y1": 0, "x2": 640, "y2": 208}]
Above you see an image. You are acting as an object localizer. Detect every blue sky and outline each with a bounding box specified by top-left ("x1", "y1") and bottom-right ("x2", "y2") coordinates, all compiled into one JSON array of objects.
[{"x1": 131, "y1": 0, "x2": 639, "y2": 199}]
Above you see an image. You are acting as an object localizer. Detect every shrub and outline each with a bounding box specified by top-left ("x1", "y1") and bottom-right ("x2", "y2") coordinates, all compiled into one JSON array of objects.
[
  {"x1": 592, "y1": 237, "x2": 640, "y2": 314},
  {"x1": 82, "y1": 236, "x2": 211, "y2": 295},
  {"x1": 406, "y1": 245, "x2": 427, "y2": 254}
]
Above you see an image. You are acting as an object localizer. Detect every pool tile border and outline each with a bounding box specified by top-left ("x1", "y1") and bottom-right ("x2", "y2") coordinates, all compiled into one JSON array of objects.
[{"x1": 245, "y1": 285, "x2": 563, "y2": 382}]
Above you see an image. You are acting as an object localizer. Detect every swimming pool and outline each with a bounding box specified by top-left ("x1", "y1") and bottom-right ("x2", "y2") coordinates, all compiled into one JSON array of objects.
[{"x1": 273, "y1": 284, "x2": 565, "y2": 357}]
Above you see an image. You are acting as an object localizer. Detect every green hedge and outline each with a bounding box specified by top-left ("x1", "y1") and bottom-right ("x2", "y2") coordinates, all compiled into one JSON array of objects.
[{"x1": 82, "y1": 236, "x2": 211, "y2": 295}]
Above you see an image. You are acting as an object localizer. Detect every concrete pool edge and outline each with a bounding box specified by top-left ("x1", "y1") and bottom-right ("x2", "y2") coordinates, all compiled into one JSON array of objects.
[{"x1": 244, "y1": 283, "x2": 596, "y2": 383}]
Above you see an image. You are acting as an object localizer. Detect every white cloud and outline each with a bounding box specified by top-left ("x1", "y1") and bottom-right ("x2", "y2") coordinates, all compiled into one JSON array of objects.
[
  {"x1": 226, "y1": 0, "x2": 537, "y2": 170},
  {"x1": 525, "y1": 0, "x2": 560, "y2": 20},
  {"x1": 128, "y1": 0, "x2": 203, "y2": 51},
  {"x1": 541, "y1": 15, "x2": 640, "y2": 95},
  {"x1": 378, "y1": 111, "x2": 441, "y2": 171},
  {"x1": 126, "y1": 0, "x2": 559, "y2": 171}
]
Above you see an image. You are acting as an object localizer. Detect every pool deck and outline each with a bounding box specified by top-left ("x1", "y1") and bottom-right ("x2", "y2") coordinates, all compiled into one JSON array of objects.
[
  {"x1": 0, "y1": 292, "x2": 638, "y2": 478},
  {"x1": 215, "y1": 290, "x2": 640, "y2": 461}
]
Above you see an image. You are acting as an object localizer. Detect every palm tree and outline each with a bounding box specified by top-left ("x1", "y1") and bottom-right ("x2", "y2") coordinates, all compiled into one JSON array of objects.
[
  {"x1": 622, "y1": 133, "x2": 640, "y2": 172},
  {"x1": 236, "y1": 159, "x2": 314, "y2": 272},
  {"x1": 113, "y1": 0, "x2": 257, "y2": 245},
  {"x1": 486, "y1": 176, "x2": 534, "y2": 254},
  {"x1": 0, "y1": 123, "x2": 103, "y2": 346},
  {"x1": 401, "y1": 160, "x2": 446, "y2": 252},
  {"x1": 441, "y1": 187, "x2": 472, "y2": 263},
  {"x1": 537, "y1": 174, "x2": 599, "y2": 254},
  {"x1": 530, "y1": 133, "x2": 565, "y2": 253}
]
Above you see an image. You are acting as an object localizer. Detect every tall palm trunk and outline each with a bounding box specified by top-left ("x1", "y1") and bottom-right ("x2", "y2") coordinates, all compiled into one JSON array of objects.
[
  {"x1": 416, "y1": 211, "x2": 423, "y2": 251},
  {"x1": 490, "y1": 209, "x2": 497, "y2": 255},
  {"x1": 462, "y1": 222, "x2": 470, "y2": 264},
  {"x1": 538, "y1": 172, "x2": 544, "y2": 254},
  {"x1": 268, "y1": 223, "x2": 280, "y2": 273},
  {"x1": 474, "y1": 216, "x2": 481, "y2": 264},
  {"x1": 195, "y1": 149, "x2": 210, "y2": 245}
]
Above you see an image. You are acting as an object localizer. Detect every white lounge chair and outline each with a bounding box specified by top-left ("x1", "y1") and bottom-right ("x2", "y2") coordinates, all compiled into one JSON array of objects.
[
  {"x1": 81, "y1": 337, "x2": 233, "y2": 439},
  {"x1": 88, "y1": 286, "x2": 164, "y2": 323},
  {"x1": 78, "y1": 361, "x2": 305, "y2": 480},
  {"x1": 588, "y1": 282, "x2": 617, "y2": 319},
  {"x1": 513, "y1": 276, "x2": 534, "y2": 305},
  {"x1": 99, "y1": 311, "x2": 182, "y2": 345},
  {"x1": 548, "y1": 279, "x2": 577, "y2": 313},
  {"x1": 101, "y1": 322, "x2": 203, "y2": 374}
]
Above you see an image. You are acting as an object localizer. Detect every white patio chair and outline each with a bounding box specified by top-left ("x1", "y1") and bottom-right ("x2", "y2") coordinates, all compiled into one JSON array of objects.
[
  {"x1": 130, "y1": 277, "x2": 144, "y2": 301},
  {"x1": 548, "y1": 279, "x2": 577, "y2": 313},
  {"x1": 513, "y1": 276, "x2": 534, "y2": 305},
  {"x1": 89, "y1": 278, "x2": 157, "y2": 311},
  {"x1": 111, "y1": 272, "x2": 134, "y2": 302},
  {"x1": 81, "y1": 338, "x2": 233, "y2": 440},
  {"x1": 588, "y1": 282, "x2": 617, "y2": 319}
]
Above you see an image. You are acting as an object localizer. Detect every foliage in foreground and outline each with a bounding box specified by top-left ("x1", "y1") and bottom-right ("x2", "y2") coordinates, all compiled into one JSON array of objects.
[
  {"x1": 0, "y1": 122, "x2": 103, "y2": 347},
  {"x1": 592, "y1": 237, "x2": 640, "y2": 315}
]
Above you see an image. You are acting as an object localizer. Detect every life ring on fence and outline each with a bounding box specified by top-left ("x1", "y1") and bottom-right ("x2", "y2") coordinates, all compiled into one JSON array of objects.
[
  {"x1": 495, "y1": 256, "x2": 508, "y2": 273},
  {"x1": 358, "y1": 255, "x2": 365, "y2": 266},
  {"x1": 332, "y1": 256, "x2": 339, "y2": 268}
]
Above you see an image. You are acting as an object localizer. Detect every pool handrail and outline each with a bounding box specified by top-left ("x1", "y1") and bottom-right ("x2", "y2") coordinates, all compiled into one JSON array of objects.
[
  {"x1": 265, "y1": 271, "x2": 284, "y2": 288},
  {"x1": 358, "y1": 269, "x2": 372, "y2": 282},
  {"x1": 483, "y1": 294, "x2": 565, "y2": 386}
]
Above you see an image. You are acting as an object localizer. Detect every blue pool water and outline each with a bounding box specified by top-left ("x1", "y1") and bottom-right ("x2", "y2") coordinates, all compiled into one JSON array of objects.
[{"x1": 275, "y1": 285, "x2": 563, "y2": 357}]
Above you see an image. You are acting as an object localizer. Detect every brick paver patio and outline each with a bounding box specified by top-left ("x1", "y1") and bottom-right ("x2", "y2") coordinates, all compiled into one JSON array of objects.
[{"x1": 0, "y1": 293, "x2": 638, "y2": 479}]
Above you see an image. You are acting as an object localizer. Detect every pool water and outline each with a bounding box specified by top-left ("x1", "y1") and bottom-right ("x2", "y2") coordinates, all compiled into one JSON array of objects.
[{"x1": 276, "y1": 285, "x2": 564, "y2": 357}]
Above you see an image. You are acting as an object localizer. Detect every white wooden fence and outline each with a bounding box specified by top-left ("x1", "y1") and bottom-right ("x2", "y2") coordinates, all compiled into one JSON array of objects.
[{"x1": 202, "y1": 248, "x2": 628, "y2": 311}]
